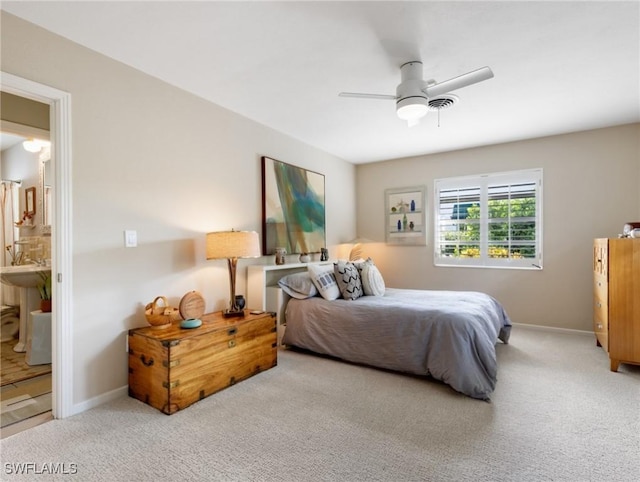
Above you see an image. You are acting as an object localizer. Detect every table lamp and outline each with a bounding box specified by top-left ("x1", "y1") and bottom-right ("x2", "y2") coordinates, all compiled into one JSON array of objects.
[{"x1": 206, "y1": 230, "x2": 261, "y2": 317}]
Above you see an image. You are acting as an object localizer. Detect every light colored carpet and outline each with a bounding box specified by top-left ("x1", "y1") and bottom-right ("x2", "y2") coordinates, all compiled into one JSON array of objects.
[{"x1": 0, "y1": 326, "x2": 638, "y2": 481}]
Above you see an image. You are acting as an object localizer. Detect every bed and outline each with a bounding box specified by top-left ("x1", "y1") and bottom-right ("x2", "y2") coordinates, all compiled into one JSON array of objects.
[{"x1": 278, "y1": 263, "x2": 511, "y2": 400}]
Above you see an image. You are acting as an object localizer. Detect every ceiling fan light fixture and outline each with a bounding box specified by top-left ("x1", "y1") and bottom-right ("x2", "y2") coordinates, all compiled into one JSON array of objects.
[{"x1": 396, "y1": 96, "x2": 429, "y2": 124}]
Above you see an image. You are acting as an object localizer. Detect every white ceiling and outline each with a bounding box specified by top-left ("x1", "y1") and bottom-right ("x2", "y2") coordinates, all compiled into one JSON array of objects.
[
  {"x1": 0, "y1": 132, "x2": 25, "y2": 152},
  {"x1": 3, "y1": 1, "x2": 639, "y2": 164}
]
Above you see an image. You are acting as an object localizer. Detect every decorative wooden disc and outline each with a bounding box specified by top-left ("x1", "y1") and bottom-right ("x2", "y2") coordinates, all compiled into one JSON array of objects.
[{"x1": 179, "y1": 291, "x2": 205, "y2": 320}]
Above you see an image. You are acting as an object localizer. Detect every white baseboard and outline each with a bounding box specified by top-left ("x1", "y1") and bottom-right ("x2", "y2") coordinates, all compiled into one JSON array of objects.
[
  {"x1": 511, "y1": 322, "x2": 593, "y2": 337},
  {"x1": 69, "y1": 385, "x2": 128, "y2": 417}
]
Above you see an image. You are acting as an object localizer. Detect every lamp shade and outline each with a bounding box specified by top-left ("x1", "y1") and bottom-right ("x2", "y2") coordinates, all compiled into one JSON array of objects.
[{"x1": 206, "y1": 230, "x2": 261, "y2": 260}]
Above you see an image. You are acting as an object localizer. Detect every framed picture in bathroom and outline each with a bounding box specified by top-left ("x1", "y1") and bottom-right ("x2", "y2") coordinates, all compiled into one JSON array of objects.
[
  {"x1": 385, "y1": 186, "x2": 427, "y2": 245},
  {"x1": 25, "y1": 187, "x2": 36, "y2": 216}
]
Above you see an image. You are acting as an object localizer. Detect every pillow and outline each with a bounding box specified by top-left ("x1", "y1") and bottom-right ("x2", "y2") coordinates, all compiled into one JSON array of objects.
[
  {"x1": 333, "y1": 260, "x2": 364, "y2": 300},
  {"x1": 352, "y1": 257, "x2": 374, "y2": 278},
  {"x1": 352, "y1": 259, "x2": 368, "y2": 273},
  {"x1": 359, "y1": 259, "x2": 386, "y2": 297},
  {"x1": 278, "y1": 272, "x2": 318, "y2": 300},
  {"x1": 307, "y1": 264, "x2": 341, "y2": 301}
]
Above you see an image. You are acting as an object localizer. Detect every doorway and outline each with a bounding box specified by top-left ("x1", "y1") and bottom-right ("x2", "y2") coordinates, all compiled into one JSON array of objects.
[
  {"x1": 1, "y1": 118, "x2": 53, "y2": 436},
  {"x1": 1, "y1": 72, "x2": 73, "y2": 430}
]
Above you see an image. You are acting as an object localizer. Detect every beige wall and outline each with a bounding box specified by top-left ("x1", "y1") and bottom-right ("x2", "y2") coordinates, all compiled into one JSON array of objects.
[
  {"x1": 1, "y1": 13, "x2": 356, "y2": 409},
  {"x1": 356, "y1": 124, "x2": 640, "y2": 331}
]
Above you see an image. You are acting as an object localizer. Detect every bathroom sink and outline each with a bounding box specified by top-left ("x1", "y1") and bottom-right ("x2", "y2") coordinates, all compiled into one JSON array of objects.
[{"x1": 0, "y1": 265, "x2": 51, "y2": 288}]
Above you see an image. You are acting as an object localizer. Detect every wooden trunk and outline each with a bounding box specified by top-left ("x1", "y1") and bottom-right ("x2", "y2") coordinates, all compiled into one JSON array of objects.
[{"x1": 128, "y1": 310, "x2": 277, "y2": 414}]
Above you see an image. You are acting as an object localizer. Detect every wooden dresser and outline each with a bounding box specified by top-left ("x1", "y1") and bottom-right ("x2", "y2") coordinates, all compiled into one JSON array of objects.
[
  {"x1": 128, "y1": 310, "x2": 277, "y2": 414},
  {"x1": 593, "y1": 238, "x2": 640, "y2": 371}
]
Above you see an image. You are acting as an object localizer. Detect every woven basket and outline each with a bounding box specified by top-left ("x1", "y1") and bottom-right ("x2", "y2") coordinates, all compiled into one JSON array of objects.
[{"x1": 144, "y1": 296, "x2": 181, "y2": 330}]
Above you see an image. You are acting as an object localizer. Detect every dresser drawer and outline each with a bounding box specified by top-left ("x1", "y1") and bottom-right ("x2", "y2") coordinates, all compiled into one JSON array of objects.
[
  {"x1": 593, "y1": 273, "x2": 609, "y2": 350},
  {"x1": 593, "y1": 275, "x2": 607, "y2": 302},
  {"x1": 593, "y1": 239, "x2": 608, "y2": 277},
  {"x1": 593, "y1": 310, "x2": 608, "y2": 350},
  {"x1": 593, "y1": 274, "x2": 608, "y2": 315}
]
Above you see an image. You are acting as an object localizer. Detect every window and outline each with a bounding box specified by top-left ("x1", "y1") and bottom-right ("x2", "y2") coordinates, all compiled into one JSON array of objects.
[{"x1": 434, "y1": 169, "x2": 543, "y2": 269}]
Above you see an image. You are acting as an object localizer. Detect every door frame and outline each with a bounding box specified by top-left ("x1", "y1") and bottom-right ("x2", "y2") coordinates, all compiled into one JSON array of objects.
[{"x1": 2, "y1": 72, "x2": 73, "y2": 418}]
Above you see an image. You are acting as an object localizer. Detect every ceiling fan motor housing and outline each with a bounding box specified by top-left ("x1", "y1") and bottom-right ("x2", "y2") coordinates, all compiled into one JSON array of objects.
[{"x1": 396, "y1": 61, "x2": 429, "y2": 120}]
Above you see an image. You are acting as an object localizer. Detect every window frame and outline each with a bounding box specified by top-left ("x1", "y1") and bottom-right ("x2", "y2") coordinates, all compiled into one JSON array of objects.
[{"x1": 433, "y1": 168, "x2": 543, "y2": 270}]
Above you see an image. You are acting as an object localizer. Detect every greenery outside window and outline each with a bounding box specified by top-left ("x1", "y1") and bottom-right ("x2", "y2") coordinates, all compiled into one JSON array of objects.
[{"x1": 434, "y1": 169, "x2": 543, "y2": 269}]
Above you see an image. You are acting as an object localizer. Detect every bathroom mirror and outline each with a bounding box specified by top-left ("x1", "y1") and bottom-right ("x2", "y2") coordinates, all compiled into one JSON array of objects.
[{"x1": 25, "y1": 186, "x2": 36, "y2": 216}]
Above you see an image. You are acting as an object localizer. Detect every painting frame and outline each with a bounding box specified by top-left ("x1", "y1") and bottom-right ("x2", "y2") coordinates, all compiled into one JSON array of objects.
[
  {"x1": 261, "y1": 156, "x2": 326, "y2": 255},
  {"x1": 25, "y1": 186, "x2": 36, "y2": 216},
  {"x1": 385, "y1": 186, "x2": 427, "y2": 245}
]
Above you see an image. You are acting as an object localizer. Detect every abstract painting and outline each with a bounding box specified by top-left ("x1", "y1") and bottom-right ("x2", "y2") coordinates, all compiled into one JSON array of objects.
[{"x1": 262, "y1": 156, "x2": 325, "y2": 255}]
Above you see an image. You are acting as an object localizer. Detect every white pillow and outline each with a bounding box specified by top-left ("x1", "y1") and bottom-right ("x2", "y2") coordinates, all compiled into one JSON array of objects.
[
  {"x1": 278, "y1": 272, "x2": 318, "y2": 299},
  {"x1": 360, "y1": 260, "x2": 385, "y2": 296},
  {"x1": 307, "y1": 264, "x2": 341, "y2": 300}
]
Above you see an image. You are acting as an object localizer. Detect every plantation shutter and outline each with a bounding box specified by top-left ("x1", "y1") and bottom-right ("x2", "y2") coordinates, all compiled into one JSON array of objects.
[
  {"x1": 436, "y1": 185, "x2": 482, "y2": 265},
  {"x1": 435, "y1": 169, "x2": 543, "y2": 269}
]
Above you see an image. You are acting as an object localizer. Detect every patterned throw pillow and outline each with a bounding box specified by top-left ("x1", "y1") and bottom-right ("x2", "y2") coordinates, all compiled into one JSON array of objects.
[
  {"x1": 333, "y1": 260, "x2": 363, "y2": 300},
  {"x1": 307, "y1": 264, "x2": 341, "y2": 300}
]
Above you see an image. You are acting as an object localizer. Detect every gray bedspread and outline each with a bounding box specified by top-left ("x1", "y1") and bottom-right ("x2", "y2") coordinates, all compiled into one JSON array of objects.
[{"x1": 282, "y1": 288, "x2": 512, "y2": 400}]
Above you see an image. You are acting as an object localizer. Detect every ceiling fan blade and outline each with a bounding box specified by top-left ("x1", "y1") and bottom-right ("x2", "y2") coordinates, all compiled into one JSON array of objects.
[
  {"x1": 339, "y1": 92, "x2": 397, "y2": 100},
  {"x1": 424, "y1": 66, "x2": 494, "y2": 97}
]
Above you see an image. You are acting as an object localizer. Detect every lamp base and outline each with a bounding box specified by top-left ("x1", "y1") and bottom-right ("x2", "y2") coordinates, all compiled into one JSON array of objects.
[{"x1": 222, "y1": 308, "x2": 245, "y2": 318}]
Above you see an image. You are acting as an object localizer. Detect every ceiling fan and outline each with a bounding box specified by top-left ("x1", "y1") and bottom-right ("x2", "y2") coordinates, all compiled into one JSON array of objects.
[{"x1": 339, "y1": 61, "x2": 494, "y2": 127}]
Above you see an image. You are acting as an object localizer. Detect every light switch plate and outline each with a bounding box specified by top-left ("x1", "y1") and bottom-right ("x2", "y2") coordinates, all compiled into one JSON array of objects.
[{"x1": 124, "y1": 230, "x2": 137, "y2": 248}]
